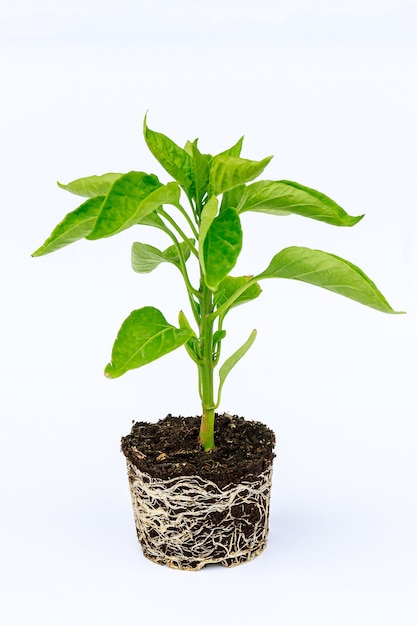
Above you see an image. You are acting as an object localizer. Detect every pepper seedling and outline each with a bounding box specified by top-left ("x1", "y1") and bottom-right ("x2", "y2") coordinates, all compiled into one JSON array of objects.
[{"x1": 33, "y1": 117, "x2": 400, "y2": 451}]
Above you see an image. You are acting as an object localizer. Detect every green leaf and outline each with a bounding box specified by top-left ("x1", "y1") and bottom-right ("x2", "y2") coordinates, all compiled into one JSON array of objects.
[
  {"x1": 198, "y1": 196, "x2": 219, "y2": 274},
  {"x1": 220, "y1": 184, "x2": 246, "y2": 212},
  {"x1": 203, "y1": 208, "x2": 243, "y2": 291},
  {"x1": 257, "y1": 246, "x2": 400, "y2": 313},
  {"x1": 144, "y1": 117, "x2": 193, "y2": 195},
  {"x1": 214, "y1": 276, "x2": 262, "y2": 310},
  {"x1": 178, "y1": 310, "x2": 196, "y2": 335},
  {"x1": 32, "y1": 196, "x2": 105, "y2": 256},
  {"x1": 134, "y1": 182, "x2": 181, "y2": 222},
  {"x1": 86, "y1": 171, "x2": 163, "y2": 240},
  {"x1": 213, "y1": 329, "x2": 227, "y2": 346},
  {"x1": 216, "y1": 329, "x2": 257, "y2": 408},
  {"x1": 217, "y1": 136, "x2": 244, "y2": 158},
  {"x1": 183, "y1": 140, "x2": 194, "y2": 157},
  {"x1": 57, "y1": 173, "x2": 123, "y2": 198},
  {"x1": 238, "y1": 180, "x2": 363, "y2": 226},
  {"x1": 209, "y1": 154, "x2": 272, "y2": 196},
  {"x1": 104, "y1": 306, "x2": 193, "y2": 378},
  {"x1": 131, "y1": 240, "x2": 193, "y2": 273},
  {"x1": 178, "y1": 310, "x2": 201, "y2": 362}
]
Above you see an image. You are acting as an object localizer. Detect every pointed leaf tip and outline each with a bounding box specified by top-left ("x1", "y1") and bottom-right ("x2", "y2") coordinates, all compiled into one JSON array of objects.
[
  {"x1": 31, "y1": 195, "x2": 105, "y2": 256},
  {"x1": 57, "y1": 173, "x2": 123, "y2": 198},
  {"x1": 104, "y1": 365, "x2": 114, "y2": 378}
]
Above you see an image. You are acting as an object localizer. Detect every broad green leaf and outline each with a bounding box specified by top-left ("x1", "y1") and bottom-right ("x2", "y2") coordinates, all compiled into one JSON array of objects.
[
  {"x1": 257, "y1": 246, "x2": 399, "y2": 313},
  {"x1": 238, "y1": 180, "x2": 363, "y2": 226},
  {"x1": 32, "y1": 195, "x2": 105, "y2": 256},
  {"x1": 57, "y1": 173, "x2": 123, "y2": 198},
  {"x1": 203, "y1": 208, "x2": 243, "y2": 290},
  {"x1": 144, "y1": 117, "x2": 193, "y2": 195},
  {"x1": 198, "y1": 196, "x2": 219, "y2": 273},
  {"x1": 209, "y1": 154, "x2": 272, "y2": 196},
  {"x1": 131, "y1": 240, "x2": 193, "y2": 273},
  {"x1": 217, "y1": 136, "x2": 244, "y2": 158},
  {"x1": 214, "y1": 276, "x2": 262, "y2": 310},
  {"x1": 86, "y1": 171, "x2": 162, "y2": 240},
  {"x1": 104, "y1": 306, "x2": 193, "y2": 378},
  {"x1": 216, "y1": 330, "x2": 257, "y2": 408}
]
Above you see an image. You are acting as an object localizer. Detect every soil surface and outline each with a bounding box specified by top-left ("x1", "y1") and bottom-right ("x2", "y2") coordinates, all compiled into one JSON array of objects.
[{"x1": 121, "y1": 413, "x2": 276, "y2": 488}]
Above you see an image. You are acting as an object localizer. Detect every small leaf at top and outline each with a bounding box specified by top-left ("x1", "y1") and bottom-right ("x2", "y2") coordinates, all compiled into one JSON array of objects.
[
  {"x1": 131, "y1": 240, "x2": 193, "y2": 273},
  {"x1": 217, "y1": 136, "x2": 244, "y2": 158},
  {"x1": 214, "y1": 276, "x2": 262, "y2": 310},
  {"x1": 209, "y1": 154, "x2": 272, "y2": 196},
  {"x1": 144, "y1": 117, "x2": 193, "y2": 196},
  {"x1": 203, "y1": 207, "x2": 243, "y2": 291},
  {"x1": 238, "y1": 180, "x2": 363, "y2": 226},
  {"x1": 57, "y1": 173, "x2": 123, "y2": 198},
  {"x1": 184, "y1": 140, "x2": 194, "y2": 157},
  {"x1": 257, "y1": 246, "x2": 401, "y2": 314},
  {"x1": 86, "y1": 171, "x2": 162, "y2": 240},
  {"x1": 104, "y1": 306, "x2": 193, "y2": 378},
  {"x1": 32, "y1": 195, "x2": 105, "y2": 256}
]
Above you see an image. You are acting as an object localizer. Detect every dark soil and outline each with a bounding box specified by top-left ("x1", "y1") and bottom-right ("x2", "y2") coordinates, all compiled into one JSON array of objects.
[{"x1": 121, "y1": 413, "x2": 276, "y2": 488}]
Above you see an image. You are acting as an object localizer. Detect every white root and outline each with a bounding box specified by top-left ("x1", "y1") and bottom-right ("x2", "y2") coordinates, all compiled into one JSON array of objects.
[{"x1": 126, "y1": 460, "x2": 273, "y2": 570}]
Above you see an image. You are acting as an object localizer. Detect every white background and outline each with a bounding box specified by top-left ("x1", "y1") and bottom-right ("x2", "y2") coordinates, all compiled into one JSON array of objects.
[{"x1": 1, "y1": 1, "x2": 416, "y2": 624}]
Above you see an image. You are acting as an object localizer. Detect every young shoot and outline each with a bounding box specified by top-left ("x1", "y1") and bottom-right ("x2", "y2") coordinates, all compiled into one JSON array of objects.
[{"x1": 33, "y1": 117, "x2": 401, "y2": 451}]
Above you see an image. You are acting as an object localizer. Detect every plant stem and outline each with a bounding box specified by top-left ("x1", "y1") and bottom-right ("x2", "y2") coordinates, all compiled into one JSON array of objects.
[
  {"x1": 176, "y1": 202, "x2": 199, "y2": 239},
  {"x1": 154, "y1": 212, "x2": 201, "y2": 325},
  {"x1": 158, "y1": 208, "x2": 199, "y2": 259},
  {"x1": 198, "y1": 280, "x2": 216, "y2": 451}
]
